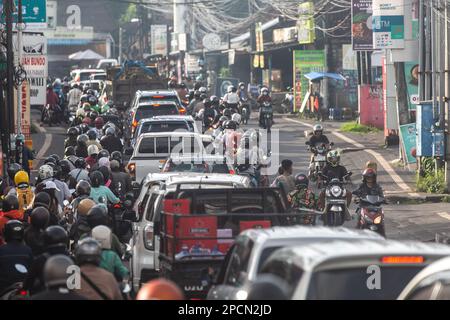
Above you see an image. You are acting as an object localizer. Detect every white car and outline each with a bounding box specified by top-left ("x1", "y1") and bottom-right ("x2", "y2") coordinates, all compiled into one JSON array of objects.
[
  {"x1": 207, "y1": 226, "x2": 384, "y2": 300},
  {"x1": 70, "y1": 68, "x2": 105, "y2": 83},
  {"x1": 255, "y1": 240, "x2": 450, "y2": 300},
  {"x1": 130, "y1": 174, "x2": 251, "y2": 292}
]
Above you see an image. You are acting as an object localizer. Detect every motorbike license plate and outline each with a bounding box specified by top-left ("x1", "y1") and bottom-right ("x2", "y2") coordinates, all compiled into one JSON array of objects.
[
  {"x1": 262, "y1": 107, "x2": 272, "y2": 113},
  {"x1": 315, "y1": 155, "x2": 326, "y2": 162}
]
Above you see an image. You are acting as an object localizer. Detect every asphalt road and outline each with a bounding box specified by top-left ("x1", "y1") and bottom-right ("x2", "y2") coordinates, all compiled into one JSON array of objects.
[{"x1": 30, "y1": 109, "x2": 450, "y2": 242}]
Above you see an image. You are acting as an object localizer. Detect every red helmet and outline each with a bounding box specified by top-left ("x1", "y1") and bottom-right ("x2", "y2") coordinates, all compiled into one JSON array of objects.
[
  {"x1": 362, "y1": 168, "x2": 377, "y2": 183},
  {"x1": 82, "y1": 117, "x2": 91, "y2": 126},
  {"x1": 136, "y1": 279, "x2": 184, "y2": 300},
  {"x1": 95, "y1": 117, "x2": 104, "y2": 129}
]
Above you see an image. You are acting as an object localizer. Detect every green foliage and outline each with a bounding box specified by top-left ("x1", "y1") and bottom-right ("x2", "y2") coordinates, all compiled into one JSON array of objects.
[
  {"x1": 340, "y1": 122, "x2": 380, "y2": 133},
  {"x1": 416, "y1": 169, "x2": 447, "y2": 194},
  {"x1": 219, "y1": 67, "x2": 231, "y2": 78},
  {"x1": 120, "y1": 4, "x2": 137, "y2": 25}
]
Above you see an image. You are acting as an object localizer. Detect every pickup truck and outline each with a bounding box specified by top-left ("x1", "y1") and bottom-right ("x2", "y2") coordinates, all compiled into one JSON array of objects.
[{"x1": 126, "y1": 132, "x2": 214, "y2": 183}]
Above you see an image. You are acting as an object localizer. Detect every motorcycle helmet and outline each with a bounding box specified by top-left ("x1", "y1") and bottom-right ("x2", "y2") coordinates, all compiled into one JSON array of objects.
[
  {"x1": 74, "y1": 157, "x2": 87, "y2": 169},
  {"x1": 43, "y1": 225, "x2": 68, "y2": 250},
  {"x1": 88, "y1": 95, "x2": 98, "y2": 106},
  {"x1": 77, "y1": 134, "x2": 89, "y2": 145},
  {"x1": 2, "y1": 195, "x2": 19, "y2": 212},
  {"x1": 91, "y1": 225, "x2": 112, "y2": 250},
  {"x1": 33, "y1": 192, "x2": 51, "y2": 210},
  {"x1": 110, "y1": 151, "x2": 123, "y2": 164},
  {"x1": 14, "y1": 170, "x2": 29, "y2": 187},
  {"x1": 261, "y1": 87, "x2": 269, "y2": 95},
  {"x1": 30, "y1": 207, "x2": 50, "y2": 230},
  {"x1": 98, "y1": 149, "x2": 110, "y2": 160},
  {"x1": 98, "y1": 166, "x2": 110, "y2": 183},
  {"x1": 110, "y1": 160, "x2": 120, "y2": 172},
  {"x1": 44, "y1": 157, "x2": 56, "y2": 166},
  {"x1": 327, "y1": 150, "x2": 340, "y2": 167},
  {"x1": 294, "y1": 173, "x2": 309, "y2": 189},
  {"x1": 105, "y1": 127, "x2": 115, "y2": 137},
  {"x1": 43, "y1": 255, "x2": 75, "y2": 289},
  {"x1": 90, "y1": 171, "x2": 104, "y2": 188},
  {"x1": 82, "y1": 102, "x2": 91, "y2": 112},
  {"x1": 87, "y1": 144, "x2": 99, "y2": 157},
  {"x1": 223, "y1": 109, "x2": 232, "y2": 119},
  {"x1": 231, "y1": 113, "x2": 242, "y2": 124},
  {"x1": 77, "y1": 199, "x2": 96, "y2": 217},
  {"x1": 194, "y1": 90, "x2": 201, "y2": 99},
  {"x1": 76, "y1": 180, "x2": 91, "y2": 197},
  {"x1": 199, "y1": 87, "x2": 207, "y2": 94},
  {"x1": 59, "y1": 160, "x2": 72, "y2": 177},
  {"x1": 75, "y1": 238, "x2": 102, "y2": 266},
  {"x1": 82, "y1": 117, "x2": 92, "y2": 126},
  {"x1": 313, "y1": 124, "x2": 323, "y2": 135},
  {"x1": 86, "y1": 205, "x2": 109, "y2": 229},
  {"x1": 210, "y1": 95, "x2": 220, "y2": 104},
  {"x1": 89, "y1": 111, "x2": 99, "y2": 122},
  {"x1": 362, "y1": 168, "x2": 377, "y2": 184},
  {"x1": 218, "y1": 116, "x2": 228, "y2": 126},
  {"x1": 3, "y1": 220, "x2": 24, "y2": 242},
  {"x1": 136, "y1": 279, "x2": 184, "y2": 300},
  {"x1": 227, "y1": 85, "x2": 236, "y2": 93},
  {"x1": 65, "y1": 146, "x2": 76, "y2": 157},
  {"x1": 80, "y1": 95, "x2": 90, "y2": 104},
  {"x1": 94, "y1": 117, "x2": 104, "y2": 129},
  {"x1": 87, "y1": 129, "x2": 97, "y2": 141},
  {"x1": 39, "y1": 165, "x2": 54, "y2": 181},
  {"x1": 67, "y1": 127, "x2": 79, "y2": 138},
  {"x1": 225, "y1": 120, "x2": 237, "y2": 130},
  {"x1": 238, "y1": 82, "x2": 245, "y2": 90},
  {"x1": 79, "y1": 123, "x2": 90, "y2": 134},
  {"x1": 8, "y1": 163, "x2": 22, "y2": 180}
]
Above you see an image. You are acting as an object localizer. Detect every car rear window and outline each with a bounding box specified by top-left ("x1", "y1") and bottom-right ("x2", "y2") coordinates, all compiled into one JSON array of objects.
[
  {"x1": 307, "y1": 266, "x2": 426, "y2": 300},
  {"x1": 136, "y1": 105, "x2": 179, "y2": 121},
  {"x1": 92, "y1": 74, "x2": 107, "y2": 81},
  {"x1": 140, "y1": 95, "x2": 180, "y2": 106},
  {"x1": 141, "y1": 122, "x2": 190, "y2": 134},
  {"x1": 138, "y1": 136, "x2": 203, "y2": 154}
]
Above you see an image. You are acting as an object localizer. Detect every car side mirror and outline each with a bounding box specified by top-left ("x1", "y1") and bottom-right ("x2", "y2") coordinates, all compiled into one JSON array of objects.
[{"x1": 124, "y1": 147, "x2": 134, "y2": 156}]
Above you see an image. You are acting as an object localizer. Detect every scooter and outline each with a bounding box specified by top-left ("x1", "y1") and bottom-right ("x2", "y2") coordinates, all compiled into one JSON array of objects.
[
  {"x1": 306, "y1": 142, "x2": 333, "y2": 187},
  {"x1": 320, "y1": 172, "x2": 352, "y2": 227},
  {"x1": 259, "y1": 102, "x2": 273, "y2": 132},
  {"x1": 0, "y1": 283, "x2": 28, "y2": 300},
  {"x1": 356, "y1": 195, "x2": 386, "y2": 237},
  {"x1": 42, "y1": 104, "x2": 60, "y2": 126},
  {"x1": 239, "y1": 98, "x2": 251, "y2": 125}
]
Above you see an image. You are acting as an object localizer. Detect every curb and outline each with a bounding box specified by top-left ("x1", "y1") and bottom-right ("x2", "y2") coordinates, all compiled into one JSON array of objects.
[{"x1": 386, "y1": 194, "x2": 448, "y2": 204}]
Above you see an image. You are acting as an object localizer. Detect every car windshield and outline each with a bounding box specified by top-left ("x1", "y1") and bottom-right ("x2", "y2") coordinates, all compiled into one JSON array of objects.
[
  {"x1": 135, "y1": 105, "x2": 179, "y2": 121},
  {"x1": 140, "y1": 95, "x2": 180, "y2": 106},
  {"x1": 92, "y1": 74, "x2": 107, "y2": 81},
  {"x1": 140, "y1": 122, "x2": 191, "y2": 134},
  {"x1": 257, "y1": 246, "x2": 282, "y2": 273},
  {"x1": 138, "y1": 137, "x2": 203, "y2": 154},
  {"x1": 306, "y1": 266, "x2": 425, "y2": 300}
]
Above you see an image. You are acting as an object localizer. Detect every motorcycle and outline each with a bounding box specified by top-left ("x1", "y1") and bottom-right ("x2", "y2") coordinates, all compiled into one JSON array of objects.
[
  {"x1": 42, "y1": 104, "x2": 61, "y2": 126},
  {"x1": 307, "y1": 142, "x2": 333, "y2": 187},
  {"x1": 0, "y1": 283, "x2": 28, "y2": 300},
  {"x1": 110, "y1": 197, "x2": 136, "y2": 244},
  {"x1": 239, "y1": 98, "x2": 251, "y2": 125},
  {"x1": 281, "y1": 92, "x2": 293, "y2": 114},
  {"x1": 356, "y1": 195, "x2": 386, "y2": 237},
  {"x1": 259, "y1": 102, "x2": 273, "y2": 132},
  {"x1": 320, "y1": 172, "x2": 352, "y2": 227}
]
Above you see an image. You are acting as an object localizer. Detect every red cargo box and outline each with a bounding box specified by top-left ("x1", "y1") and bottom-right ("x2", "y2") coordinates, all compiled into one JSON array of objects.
[
  {"x1": 164, "y1": 199, "x2": 191, "y2": 236},
  {"x1": 239, "y1": 220, "x2": 272, "y2": 233}
]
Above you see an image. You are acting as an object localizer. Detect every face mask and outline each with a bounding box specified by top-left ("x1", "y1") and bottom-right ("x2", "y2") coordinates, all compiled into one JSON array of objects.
[
  {"x1": 240, "y1": 86, "x2": 245, "y2": 90},
  {"x1": 263, "y1": 92, "x2": 268, "y2": 96}
]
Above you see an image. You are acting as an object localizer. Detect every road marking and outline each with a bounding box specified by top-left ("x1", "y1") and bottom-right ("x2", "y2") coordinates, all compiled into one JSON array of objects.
[
  {"x1": 284, "y1": 117, "x2": 412, "y2": 192},
  {"x1": 35, "y1": 124, "x2": 53, "y2": 161},
  {"x1": 437, "y1": 212, "x2": 450, "y2": 221},
  {"x1": 285, "y1": 117, "x2": 314, "y2": 128}
]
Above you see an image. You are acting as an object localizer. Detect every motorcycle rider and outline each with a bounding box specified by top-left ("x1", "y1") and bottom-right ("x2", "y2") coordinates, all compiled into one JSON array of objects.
[
  {"x1": 353, "y1": 168, "x2": 384, "y2": 211},
  {"x1": 288, "y1": 174, "x2": 320, "y2": 224},
  {"x1": 69, "y1": 158, "x2": 90, "y2": 184},
  {"x1": 90, "y1": 149, "x2": 110, "y2": 173},
  {"x1": 87, "y1": 129, "x2": 103, "y2": 150},
  {"x1": 307, "y1": 124, "x2": 331, "y2": 176},
  {"x1": 94, "y1": 117, "x2": 105, "y2": 139},
  {"x1": 100, "y1": 127, "x2": 123, "y2": 154},
  {"x1": 86, "y1": 145, "x2": 99, "y2": 170},
  {"x1": 237, "y1": 82, "x2": 251, "y2": 118},
  {"x1": 110, "y1": 151, "x2": 126, "y2": 172},
  {"x1": 67, "y1": 83, "x2": 82, "y2": 114},
  {"x1": 110, "y1": 160, "x2": 132, "y2": 200},
  {"x1": 42, "y1": 84, "x2": 60, "y2": 126},
  {"x1": 187, "y1": 90, "x2": 202, "y2": 115},
  {"x1": 0, "y1": 195, "x2": 24, "y2": 245},
  {"x1": 257, "y1": 87, "x2": 273, "y2": 126},
  {"x1": 24, "y1": 207, "x2": 50, "y2": 256},
  {"x1": 223, "y1": 85, "x2": 240, "y2": 114},
  {"x1": 89, "y1": 171, "x2": 119, "y2": 206},
  {"x1": 202, "y1": 98, "x2": 217, "y2": 130},
  {"x1": 212, "y1": 116, "x2": 228, "y2": 139},
  {"x1": 0, "y1": 220, "x2": 33, "y2": 293},
  {"x1": 271, "y1": 160, "x2": 296, "y2": 196},
  {"x1": 12, "y1": 171, "x2": 35, "y2": 213},
  {"x1": 75, "y1": 134, "x2": 89, "y2": 158},
  {"x1": 74, "y1": 238, "x2": 123, "y2": 300},
  {"x1": 65, "y1": 146, "x2": 79, "y2": 164},
  {"x1": 69, "y1": 198, "x2": 95, "y2": 244}
]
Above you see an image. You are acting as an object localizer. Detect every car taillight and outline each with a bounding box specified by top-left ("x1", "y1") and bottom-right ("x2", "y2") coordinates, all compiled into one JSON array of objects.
[
  {"x1": 229, "y1": 169, "x2": 235, "y2": 174},
  {"x1": 114, "y1": 203, "x2": 122, "y2": 209},
  {"x1": 179, "y1": 108, "x2": 186, "y2": 114},
  {"x1": 132, "y1": 120, "x2": 138, "y2": 128},
  {"x1": 143, "y1": 224, "x2": 154, "y2": 250},
  {"x1": 381, "y1": 256, "x2": 425, "y2": 264}
]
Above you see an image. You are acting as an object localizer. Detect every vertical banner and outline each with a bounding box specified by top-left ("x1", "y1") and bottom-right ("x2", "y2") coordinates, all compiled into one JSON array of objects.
[
  {"x1": 151, "y1": 25, "x2": 168, "y2": 56},
  {"x1": 254, "y1": 22, "x2": 264, "y2": 69},
  {"x1": 404, "y1": 61, "x2": 419, "y2": 111},
  {"x1": 351, "y1": 0, "x2": 374, "y2": 50},
  {"x1": 373, "y1": 0, "x2": 405, "y2": 49},
  {"x1": 293, "y1": 50, "x2": 325, "y2": 112},
  {"x1": 399, "y1": 123, "x2": 417, "y2": 164},
  {"x1": 14, "y1": 80, "x2": 31, "y2": 139},
  {"x1": 297, "y1": 2, "x2": 315, "y2": 44}
]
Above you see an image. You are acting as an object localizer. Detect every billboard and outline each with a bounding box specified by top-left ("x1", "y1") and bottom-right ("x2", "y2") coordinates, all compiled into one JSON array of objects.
[
  {"x1": 399, "y1": 123, "x2": 417, "y2": 164},
  {"x1": 373, "y1": 0, "x2": 405, "y2": 49},
  {"x1": 405, "y1": 61, "x2": 419, "y2": 111},
  {"x1": 0, "y1": 0, "x2": 47, "y2": 30},
  {"x1": 297, "y1": 2, "x2": 315, "y2": 44},
  {"x1": 351, "y1": 0, "x2": 374, "y2": 50},
  {"x1": 293, "y1": 50, "x2": 325, "y2": 112}
]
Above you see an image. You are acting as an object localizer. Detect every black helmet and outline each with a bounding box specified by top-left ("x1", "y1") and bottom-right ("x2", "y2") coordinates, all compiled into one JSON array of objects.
[
  {"x1": 88, "y1": 95, "x2": 98, "y2": 106},
  {"x1": 75, "y1": 238, "x2": 102, "y2": 266},
  {"x1": 53, "y1": 165, "x2": 62, "y2": 180},
  {"x1": 105, "y1": 127, "x2": 115, "y2": 137},
  {"x1": 225, "y1": 120, "x2": 237, "y2": 130},
  {"x1": 33, "y1": 192, "x2": 51, "y2": 210},
  {"x1": 98, "y1": 166, "x2": 110, "y2": 183},
  {"x1": 87, "y1": 129, "x2": 97, "y2": 141},
  {"x1": 87, "y1": 205, "x2": 109, "y2": 229},
  {"x1": 77, "y1": 134, "x2": 89, "y2": 145},
  {"x1": 110, "y1": 151, "x2": 122, "y2": 164},
  {"x1": 79, "y1": 124, "x2": 90, "y2": 134},
  {"x1": 210, "y1": 95, "x2": 220, "y2": 104},
  {"x1": 80, "y1": 95, "x2": 90, "y2": 103},
  {"x1": 294, "y1": 173, "x2": 309, "y2": 189},
  {"x1": 43, "y1": 225, "x2": 69, "y2": 249},
  {"x1": 223, "y1": 109, "x2": 232, "y2": 118},
  {"x1": 76, "y1": 180, "x2": 91, "y2": 196},
  {"x1": 3, "y1": 195, "x2": 19, "y2": 212},
  {"x1": 67, "y1": 127, "x2": 79, "y2": 137},
  {"x1": 44, "y1": 157, "x2": 56, "y2": 166},
  {"x1": 194, "y1": 90, "x2": 201, "y2": 98},
  {"x1": 65, "y1": 146, "x2": 75, "y2": 157},
  {"x1": 3, "y1": 220, "x2": 24, "y2": 242},
  {"x1": 90, "y1": 171, "x2": 104, "y2": 188},
  {"x1": 50, "y1": 154, "x2": 61, "y2": 164},
  {"x1": 74, "y1": 157, "x2": 87, "y2": 169},
  {"x1": 8, "y1": 163, "x2": 22, "y2": 180},
  {"x1": 59, "y1": 160, "x2": 72, "y2": 176},
  {"x1": 98, "y1": 149, "x2": 110, "y2": 160},
  {"x1": 89, "y1": 111, "x2": 99, "y2": 121},
  {"x1": 30, "y1": 207, "x2": 50, "y2": 230},
  {"x1": 43, "y1": 255, "x2": 75, "y2": 289}
]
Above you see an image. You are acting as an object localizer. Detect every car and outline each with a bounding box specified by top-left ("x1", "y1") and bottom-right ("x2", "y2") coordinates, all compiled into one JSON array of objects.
[
  {"x1": 79, "y1": 80, "x2": 104, "y2": 93},
  {"x1": 130, "y1": 115, "x2": 200, "y2": 146},
  {"x1": 70, "y1": 68, "x2": 105, "y2": 83},
  {"x1": 129, "y1": 90, "x2": 186, "y2": 115},
  {"x1": 398, "y1": 256, "x2": 450, "y2": 300},
  {"x1": 207, "y1": 226, "x2": 384, "y2": 300},
  {"x1": 97, "y1": 58, "x2": 119, "y2": 70},
  {"x1": 129, "y1": 174, "x2": 252, "y2": 292},
  {"x1": 126, "y1": 132, "x2": 214, "y2": 182},
  {"x1": 89, "y1": 73, "x2": 107, "y2": 81},
  {"x1": 126, "y1": 101, "x2": 180, "y2": 139},
  {"x1": 255, "y1": 239, "x2": 450, "y2": 300},
  {"x1": 162, "y1": 154, "x2": 235, "y2": 174}
]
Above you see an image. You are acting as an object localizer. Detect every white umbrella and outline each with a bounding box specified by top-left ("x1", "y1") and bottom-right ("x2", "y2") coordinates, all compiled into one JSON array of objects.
[{"x1": 68, "y1": 49, "x2": 105, "y2": 60}]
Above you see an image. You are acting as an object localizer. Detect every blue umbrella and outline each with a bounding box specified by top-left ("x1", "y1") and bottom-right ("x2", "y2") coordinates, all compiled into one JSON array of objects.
[{"x1": 304, "y1": 72, "x2": 346, "y2": 81}]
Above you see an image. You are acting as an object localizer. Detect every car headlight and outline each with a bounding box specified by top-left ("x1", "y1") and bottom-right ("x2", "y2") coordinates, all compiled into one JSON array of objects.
[
  {"x1": 374, "y1": 216, "x2": 383, "y2": 224},
  {"x1": 331, "y1": 186, "x2": 342, "y2": 198}
]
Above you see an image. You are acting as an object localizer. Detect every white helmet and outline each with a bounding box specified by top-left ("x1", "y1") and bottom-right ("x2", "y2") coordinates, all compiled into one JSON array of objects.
[
  {"x1": 231, "y1": 113, "x2": 242, "y2": 124},
  {"x1": 39, "y1": 165, "x2": 54, "y2": 180},
  {"x1": 261, "y1": 87, "x2": 269, "y2": 95},
  {"x1": 91, "y1": 225, "x2": 112, "y2": 250},
  {"x1": 76, "y1": 108, "x2": 86, "y2": 118},
  {"x1": 313, "y1": 124, "x2": 324, "y2": 133},
  {"x1": 88, "y1": 145, "x2": 99, "y2": 157}
]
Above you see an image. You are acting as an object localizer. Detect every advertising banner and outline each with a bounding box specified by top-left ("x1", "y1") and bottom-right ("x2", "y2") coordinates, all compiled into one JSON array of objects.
[
  {"x1": 373, "y1": 0, "x2": 405, "y2": 49},
  {"x1": 297, "y1": 2, "x2": 315, "y2": 44},
  {"x1": 351, "y1": 0, "x2": 374, "y2": 50},
  {"x1": 342, "y1": 44, "x2": 358, "y2": 70},
  {"x1": 399, "y1": 123, "x2": 417, "y2": 164},
  {"x1": 404, "y1": 61, "x2": 419, "y2": 111},
  {"x1": 13, "y1": 80, "x2": 31, "y2": 139},
  {"x1": 151, "y1": 25, "x2": 168, "y2": 56},
  {"x1": 293, "y1": 50, "x2": 325, "y2": 112}
]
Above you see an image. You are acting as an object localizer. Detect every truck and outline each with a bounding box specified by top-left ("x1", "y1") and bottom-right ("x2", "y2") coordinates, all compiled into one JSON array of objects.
[{"x1": 106, "y1": 60, "x2": 167, "y2": 110}]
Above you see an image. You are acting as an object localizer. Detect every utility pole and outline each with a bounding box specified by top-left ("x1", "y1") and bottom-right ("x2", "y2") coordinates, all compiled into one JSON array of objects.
[
  {"x1": 119, "y1": 27, "x2": 123, "y2": 64},
  {"x1": 4, "y1": 0, "x2": 14, "y2": 169},
  {"x1": 16, "y1": 0, "x2": 24, "y2": 166},
  {"x1": 248, "y1": 0, "x2": 255, "y2": 84},
  {"x1": 444, "y1": 0, "x2": 450, "y2": 188}
]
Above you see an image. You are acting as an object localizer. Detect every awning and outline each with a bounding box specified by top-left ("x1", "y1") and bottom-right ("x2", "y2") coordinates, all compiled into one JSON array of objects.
[
  {"x1": 304, "y1": 72, "x2": 346, "y2": 82},
  {"x1": 68, "y1": 49, "x2": 105, "y2": 60}
]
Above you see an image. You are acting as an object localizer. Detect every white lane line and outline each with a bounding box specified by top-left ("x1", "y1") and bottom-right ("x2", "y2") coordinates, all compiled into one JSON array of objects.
[
  {"x1": 35, "y1": 124, "x2": 53, "y2": 160},
  {"x1": 284, "y1": 117, "x2": 412, "y2": 192},
  {"x1": 285, "y1": 117, "x2": 314, "y2": 128},
  {"x1": 437, "y1": 212, "x2": 450, "y2": 221}
]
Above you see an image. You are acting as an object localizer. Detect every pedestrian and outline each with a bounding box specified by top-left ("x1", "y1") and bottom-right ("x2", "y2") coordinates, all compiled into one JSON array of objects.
[{"x1": 271, "y1": 160, "x2": 296, "y2": 196}]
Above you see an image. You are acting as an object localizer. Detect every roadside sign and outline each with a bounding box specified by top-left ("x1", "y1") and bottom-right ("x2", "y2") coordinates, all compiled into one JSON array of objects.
[
  {"x1": 0, "y1": 0, "x2": 47, "y2": 30},
  {"x1": 399, "y1": 123, "x2": 417, "y2": 164}
]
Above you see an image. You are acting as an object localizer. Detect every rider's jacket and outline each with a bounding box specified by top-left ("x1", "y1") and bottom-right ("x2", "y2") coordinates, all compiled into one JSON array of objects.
[
  {"x1": 353, "y1": 183, "x2": 384, "y2": 198},
  {"x1": 308, "y1": 134, "x2": 330, "y2": 148},
  {"x1": 288, "y1": 188, "x2": 318, "y2": 210},
  {"x1": 322, "y1": 164, "x2": 349, "y2": 182}
]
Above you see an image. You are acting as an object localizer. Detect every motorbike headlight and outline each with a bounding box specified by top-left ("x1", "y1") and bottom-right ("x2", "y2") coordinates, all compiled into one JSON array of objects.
[
  {"x1": 331, "y1": 186, "x2": 342, "y2": 198},
  {"x1": 326, "y1": 189, "x2": 331, "y2": 197},
  {"x1": 342, "y1": 189, "x2": 347, "y2": 197},
  {"x1": 374, "y1": 216, "x2": 383, "y2": 225}
]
